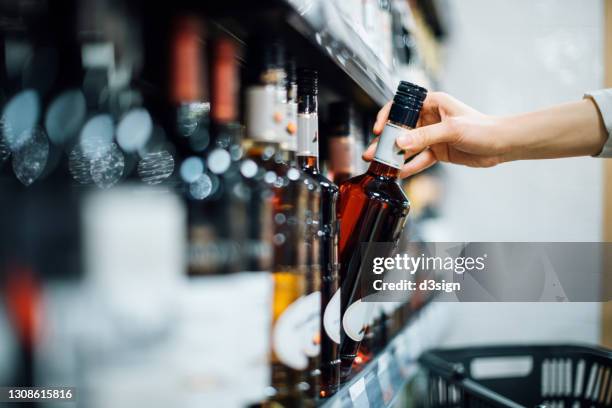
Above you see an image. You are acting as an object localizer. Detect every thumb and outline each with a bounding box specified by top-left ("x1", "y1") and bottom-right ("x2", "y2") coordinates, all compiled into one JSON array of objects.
[{"x1": 396, "y1": 120, "x2": 459, "y2": 152}]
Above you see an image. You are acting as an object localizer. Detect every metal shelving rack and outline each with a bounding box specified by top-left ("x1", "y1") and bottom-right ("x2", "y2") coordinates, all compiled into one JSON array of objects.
[
  {"x1": 322, "y1": 303, "x2": 449, "y2": 408},
  {"x1": 284, "y1": 0, "x2": 396, "y2": 107},
  {"x1": 205, "y1": 0, "x2": 424, "y2": 111}
]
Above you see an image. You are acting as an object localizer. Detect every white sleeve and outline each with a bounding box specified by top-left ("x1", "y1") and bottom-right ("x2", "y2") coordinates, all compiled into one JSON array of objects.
[{"x1": 585, "y1": 88, "x2": 612, "y2": 157}]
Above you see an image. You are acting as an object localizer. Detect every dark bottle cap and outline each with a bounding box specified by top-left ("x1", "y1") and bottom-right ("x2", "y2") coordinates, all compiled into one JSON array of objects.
[
  {"x1": 388, "y1": 81, "x2": 427, "y2": 128},
  {"x1": 246, "y1": 33, "x2": 285, "y2": 83},
  {"x1": 328, "y1": 101, "x2": 352, "y2": 136},
  {"x1": 260, "y1": 39, "x2": 285, "y2": 70},
  {"x1": 297, "y1": 68, "x2": 318, "y2": 96},
  {"x1": 286, "y1": 57, "x2": 297, "y2": 85}
]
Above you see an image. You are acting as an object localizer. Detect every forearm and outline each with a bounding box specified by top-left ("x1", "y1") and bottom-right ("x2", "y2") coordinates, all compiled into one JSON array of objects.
[{"x1": 499, "y1": 99, "x2": 608, "y2": 161}]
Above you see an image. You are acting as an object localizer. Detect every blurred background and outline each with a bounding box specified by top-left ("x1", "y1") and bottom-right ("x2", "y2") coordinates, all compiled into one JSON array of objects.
[
  {"x1": 0, "y1": 0, "x2": 608, "y2": 407},
  {"x1": 438, "y1": 0, "x2": 604, "y2": 347}
]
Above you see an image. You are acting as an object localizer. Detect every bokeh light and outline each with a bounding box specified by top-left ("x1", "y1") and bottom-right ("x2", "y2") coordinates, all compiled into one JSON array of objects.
[
  {"x1": 137, "y1": 150, "x2": 175, "y2": 185},
  {"x1": 207, "y1": 148, "x2": 231, "y2": 174},
  {"x1": 90, "y1": 143, "x2": 125, "y2": 189},
  {"x1": 11, "y1": 126, "x2": 49, "y2": 186},
  {"x1": 116, "y1": 108, "x2": 153, "y2": 153},
  {"x1": 45, "y1": 89, "x2": 86, "y2": 145},
  {"x1": 2, "y1": 89, "x2": 40, "y2": 151},
  {"x1": 180, "y1": 156, "x2": 204, "y2": 183}
]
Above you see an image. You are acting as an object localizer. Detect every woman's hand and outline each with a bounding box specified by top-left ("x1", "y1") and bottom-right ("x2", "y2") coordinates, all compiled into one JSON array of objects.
[
  {"x1": 363, "y1": 92, "x2": 507, "y2": 178},
  {"x1": 362, "y1": 91, "x2": 608, "y2": 178}
]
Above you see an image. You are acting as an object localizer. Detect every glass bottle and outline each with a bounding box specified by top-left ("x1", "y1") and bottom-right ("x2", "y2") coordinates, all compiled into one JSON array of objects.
[
  {"x1": 166, "y1": 16, "x2": 221, "y2": 276},
  {"x1": 169, "y1": 16, "x2": 210, "y2": 157},
  {"x1": 296, "y1": 68, "x2": 341, "y2": 398},
  {"x1": 205, "y1": 36, "x2": 245, "y2": 273},
  {"x1": 336, "y1": 81, "x2": 427, "y2": 381},
  {"x1": 241, "y1": 37, "x2": 288, "y2": 272},
  {"x1": 245, "y1": 37, "x2": 319, "y2": 406}
]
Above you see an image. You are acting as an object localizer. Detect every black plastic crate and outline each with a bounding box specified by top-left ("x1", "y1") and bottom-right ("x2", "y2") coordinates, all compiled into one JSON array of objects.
[{"x1": 419, "y1": 345, "x2": 612, "y2": 407}]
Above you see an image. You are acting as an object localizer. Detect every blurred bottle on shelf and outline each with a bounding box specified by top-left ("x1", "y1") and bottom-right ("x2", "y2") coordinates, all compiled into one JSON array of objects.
[
  {"x1": 203, "y1": 36, "x2": 247, "y2": 273},
  {"x1": 169, "y1": 16, "x2": 210, "y2": 156},
  {"x1": 326, "y1": 102, "x2": 356, "y2": 186},
  {"x1": 244, "y1": 35, "x2": 320, "y2": 406},
  {"x1": 210, "y1": 37, "x2": 242, "y2": 151},
  {"x1": 296, "y1": 68, "x2": 340, "y2": 399},
  {"x1": 283, "y1": 57, "x2": 299, "y2": 155},
  {"x1": 336, "y1": 81, "x2": 426, "y2": 381},
  {"x1": 239, "y1": 37, "x2": 287, "y2": 276},
  {"x1": 168, "y1": 17, "x2": 236, "y2": 276}
]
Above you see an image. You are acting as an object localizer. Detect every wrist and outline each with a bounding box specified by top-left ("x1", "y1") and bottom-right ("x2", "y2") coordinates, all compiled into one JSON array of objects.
[{"x1": 493, "y1": 115, "x2": 521, "y2": 163}]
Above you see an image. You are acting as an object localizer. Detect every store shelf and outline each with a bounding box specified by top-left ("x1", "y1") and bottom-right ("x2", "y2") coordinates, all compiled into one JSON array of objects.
[
  {"x1": 321, "y1": 302, "x2": 449, "y2": 408},
  {"x1": 201, "y1": 0, "x2": 435, "y2": 110},
  {"x1": 284, "y1": 0, "x2": 396, "y2": 107},
  {"x1": 203, "y1": 0, "x2": 402, "y2": 109}
]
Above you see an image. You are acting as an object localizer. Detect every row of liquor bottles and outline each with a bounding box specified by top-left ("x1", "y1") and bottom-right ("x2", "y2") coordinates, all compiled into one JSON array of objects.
[
  {"x1": 163, "y1": 17, "x2": 429, "y2": 406},
  {"x1": 0, "y1": 7, "x2": 430, "y2": 405}
]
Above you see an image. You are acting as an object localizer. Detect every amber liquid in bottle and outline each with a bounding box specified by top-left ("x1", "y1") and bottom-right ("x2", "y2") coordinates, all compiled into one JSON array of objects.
[
  {"x1": 337, "y1": 82, "x2": 427, "y2": 381},
  {"x1": 246, "y1": 40, "x2": 320, "y2": 407},
  {"x1": 296, "y1": 69, "x2": 341, "y2": 399},
  {"x1": 241, "y1": 38, "x2": 290, "y2": 272}
]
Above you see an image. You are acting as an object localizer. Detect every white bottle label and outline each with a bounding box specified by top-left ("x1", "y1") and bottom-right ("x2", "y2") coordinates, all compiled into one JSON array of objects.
[
  {"x1": 284, "y1": 101, "x2": 298, "y2": 152},
  {"x1": 273, "y1": 291, "x2": 321, "y2": 369},
  {"x1": 297, "y1": 113, "x2": 319, "y2": 157},
  {"x1": 302, "y1": 291, "x2": 321, "y2": 358},
  {"x1": 373, "y1": 123, "x2": 407, "y2": 169},
  {"x1": 323, "y1": 289, "x2": 341, "y2": 344},
  {"x1": 246, "y1": 86, "x2": 282, "y2": 144},
  {"x1": 342, "y1": 298, "x2": 374, "y2": 342}
]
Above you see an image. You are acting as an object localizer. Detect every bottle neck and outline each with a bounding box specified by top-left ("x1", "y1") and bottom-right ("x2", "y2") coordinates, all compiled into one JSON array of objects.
[
  {"x1": 283, "y1": 148, "x2": 297, "y2": 165},
  {"x1": 372, "y1": 120, "x2": 413, "y2": 174},
  {"x1": 297, "y1": 93, "x2": 319, "y2": 166},
  {"x1": 211, "y1": 39, "x2": 237, "y2": 126},
  {"x1": 298, "y1": 94, "x2": 317, "y2": 114},
  {"x1": 171, "y1": 17, "x2": 204, "y2": 104},
  {"x1": 367, "y1": 160, "x2": 400, "y2": 178}
]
